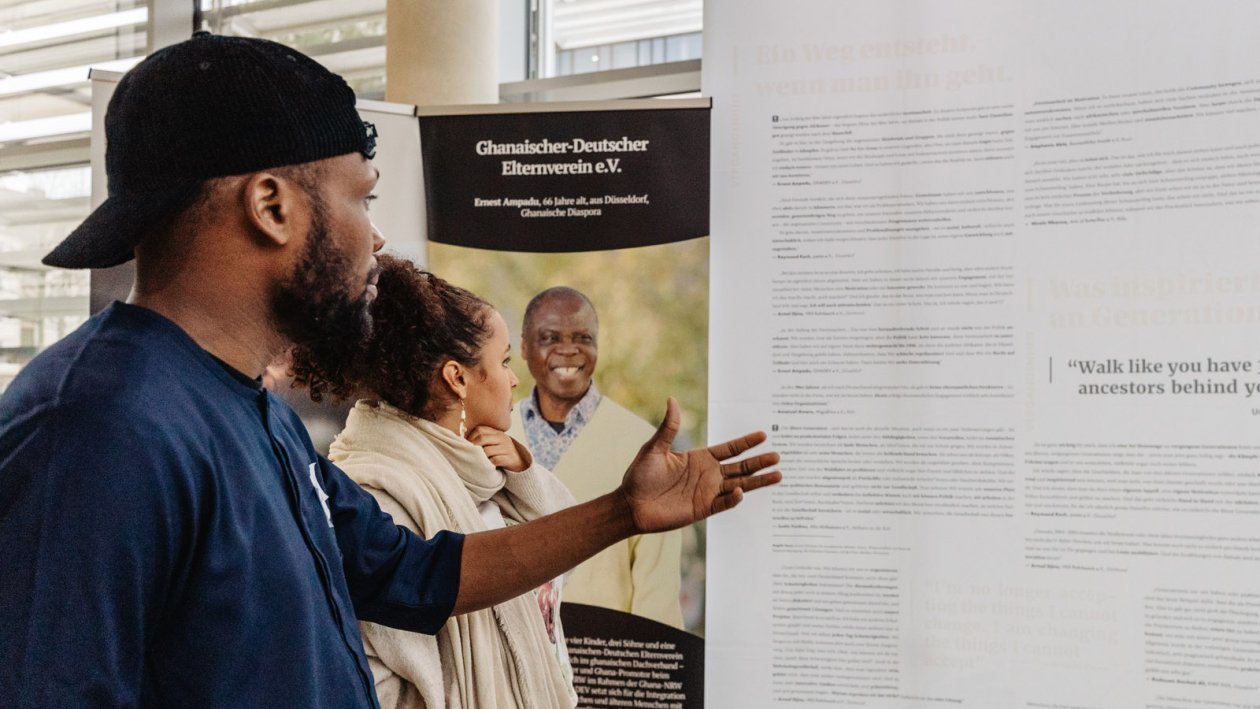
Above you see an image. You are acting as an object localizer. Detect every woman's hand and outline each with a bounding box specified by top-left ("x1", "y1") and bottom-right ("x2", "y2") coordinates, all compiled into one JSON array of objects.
[{"x1": 467, "y1": 426, "x2": 533, "y2": 472}]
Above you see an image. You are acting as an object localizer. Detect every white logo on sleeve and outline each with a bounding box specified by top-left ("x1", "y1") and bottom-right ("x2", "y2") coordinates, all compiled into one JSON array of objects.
[{"x1": 308, "y1": 462, "x2": 334, "y2": 527}]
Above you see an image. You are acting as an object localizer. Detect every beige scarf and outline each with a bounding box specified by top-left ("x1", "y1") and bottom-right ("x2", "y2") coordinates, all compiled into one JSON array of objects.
[{"x1": 330, "y1": 401, "x2": 577, "y2": 709}]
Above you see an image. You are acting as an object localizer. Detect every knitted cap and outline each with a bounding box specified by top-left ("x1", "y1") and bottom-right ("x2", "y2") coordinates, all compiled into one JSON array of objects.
[{"x1": 43, "y1": 32, "x2": 378, "y2": 269}]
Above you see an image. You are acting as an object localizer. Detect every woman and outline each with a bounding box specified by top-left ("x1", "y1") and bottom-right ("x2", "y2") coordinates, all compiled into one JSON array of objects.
[{"x1": 291, "y1": 255, "x2": 577, "y2": 709}]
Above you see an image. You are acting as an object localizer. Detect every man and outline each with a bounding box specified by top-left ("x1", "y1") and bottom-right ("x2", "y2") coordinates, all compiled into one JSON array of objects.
[
  {"x1": 509, "y1": 287, "x2": 683, "y2": 628},
  {"x1": 0, "y1": 34, "x2": 779, "y2": 708}
]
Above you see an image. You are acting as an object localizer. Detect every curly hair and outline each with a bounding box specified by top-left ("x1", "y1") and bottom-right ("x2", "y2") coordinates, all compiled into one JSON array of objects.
[{"x1": 289, "y1": 254, "x2": 493, "y2": 419}]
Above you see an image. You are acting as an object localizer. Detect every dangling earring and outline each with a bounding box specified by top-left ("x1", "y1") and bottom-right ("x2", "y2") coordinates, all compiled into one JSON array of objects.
[{"x1": 459, "y1": 399, "x2": 467, "y2": 437}]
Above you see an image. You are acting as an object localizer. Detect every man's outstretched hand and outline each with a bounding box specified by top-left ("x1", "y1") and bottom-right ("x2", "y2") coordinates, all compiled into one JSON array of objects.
[
  {"x1": 454, "y1": 397, "x2": 780, "y2": 616},
  {"x1": 621, "y1": 398, "x2": 781, "y2": 534}
]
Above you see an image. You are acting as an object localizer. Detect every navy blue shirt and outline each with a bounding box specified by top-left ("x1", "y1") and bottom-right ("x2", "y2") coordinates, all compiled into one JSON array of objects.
[{"x1": 0, "y1": 303, "x2": 464, "y2": 707}]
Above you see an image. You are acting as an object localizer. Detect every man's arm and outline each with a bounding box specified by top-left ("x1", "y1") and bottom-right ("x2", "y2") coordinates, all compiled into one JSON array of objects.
[
  {"x1": 322, "y1": 456, "x2": 465, "y2": 634},
  {"x1": 454, "y1": 398, "x2": 779, "y2": 615}
]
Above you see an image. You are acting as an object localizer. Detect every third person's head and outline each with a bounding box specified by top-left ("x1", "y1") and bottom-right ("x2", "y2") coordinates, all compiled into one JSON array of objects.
[{"x1": 520, "y1": 287, "x2": 599, "y2": 422}]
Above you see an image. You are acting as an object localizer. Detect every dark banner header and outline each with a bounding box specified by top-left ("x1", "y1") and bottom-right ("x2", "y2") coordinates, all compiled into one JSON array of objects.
[{"x1": 419, "y1": 106, "x2": 710, "y2": 252}]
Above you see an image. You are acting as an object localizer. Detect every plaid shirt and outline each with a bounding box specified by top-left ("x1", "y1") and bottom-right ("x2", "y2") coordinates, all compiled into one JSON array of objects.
[{"x1": 519, "y1": 383, "x2": 603, "y2": 470}]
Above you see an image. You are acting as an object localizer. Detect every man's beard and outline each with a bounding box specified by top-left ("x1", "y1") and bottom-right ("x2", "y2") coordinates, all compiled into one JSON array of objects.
[{"x1": 271, "y1": 192, "x2": 375, "y2": 357}]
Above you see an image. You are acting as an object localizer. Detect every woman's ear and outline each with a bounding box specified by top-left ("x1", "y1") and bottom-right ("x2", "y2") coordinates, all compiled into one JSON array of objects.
[{"x1": 440, "y1": 360, "x2": 469, "y2": 400}]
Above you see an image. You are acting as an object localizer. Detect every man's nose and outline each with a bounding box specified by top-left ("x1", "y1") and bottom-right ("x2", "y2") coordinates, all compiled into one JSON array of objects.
[{"x1": 370, "y1": 221, "x2": 386, "y2": 252}]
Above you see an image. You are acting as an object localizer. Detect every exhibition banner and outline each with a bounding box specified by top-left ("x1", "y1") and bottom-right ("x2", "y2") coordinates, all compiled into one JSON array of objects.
[
  {"x1": 705, "y1": 1, "x2": 1260, "y2": 708},
  {"x1": 421, "y1": 101, "x2": 711, "y2": 709},
  {"x1": 419, "y1": 101, "x2": 709, "y2": 252}
]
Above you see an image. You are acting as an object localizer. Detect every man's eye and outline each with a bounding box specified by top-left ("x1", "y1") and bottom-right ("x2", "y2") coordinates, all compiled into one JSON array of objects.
[{"x1": 365, "y1": 194, "x2": 379, "y2": 210}]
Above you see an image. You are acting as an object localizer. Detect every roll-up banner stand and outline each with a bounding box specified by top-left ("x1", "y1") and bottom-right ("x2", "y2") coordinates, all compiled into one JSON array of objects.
[{"x1": 421, "y1": 99, "x2": 712, "y2": 709}]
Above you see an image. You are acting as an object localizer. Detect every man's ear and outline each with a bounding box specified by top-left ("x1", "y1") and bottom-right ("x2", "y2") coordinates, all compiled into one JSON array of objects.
[
  {"x1": 440, "y1": 360, "x2": 469, "y2": 400},
  {"x1": 242, "y1": 171, "x2": 303, "y2": 247}
]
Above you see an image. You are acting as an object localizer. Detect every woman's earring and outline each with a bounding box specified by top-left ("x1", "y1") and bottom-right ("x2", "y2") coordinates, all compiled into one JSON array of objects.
[{"x1": 459, "y1": 399, "x2": 467, "y2": 437}]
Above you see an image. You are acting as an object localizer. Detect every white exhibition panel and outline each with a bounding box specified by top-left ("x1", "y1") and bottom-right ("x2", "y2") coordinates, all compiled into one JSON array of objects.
[{"x1": 705, "y1": 2, "x2": 1260, "y2": 708}]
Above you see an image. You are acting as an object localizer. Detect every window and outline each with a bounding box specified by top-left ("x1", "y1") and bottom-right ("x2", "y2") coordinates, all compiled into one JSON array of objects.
[
  {"x1": 539, "y1": 0, "x2": 701, "y2": 78},
  {"x1": 200, "y1": 0, "x2": 388, "y2": 99},
  {"x1": 0, "y1": 0, "x2": 147, "y2": 390}
]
